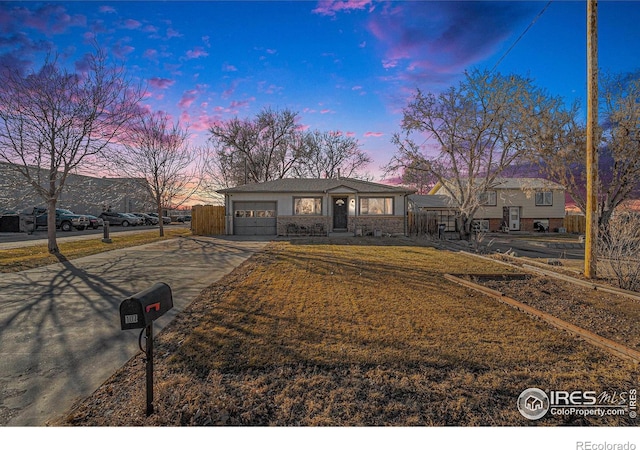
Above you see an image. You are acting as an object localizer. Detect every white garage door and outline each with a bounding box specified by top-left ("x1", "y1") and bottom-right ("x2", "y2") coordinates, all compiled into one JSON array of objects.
[{"x1": 233, "y1": 201, "x2": 277, "y2": 235}]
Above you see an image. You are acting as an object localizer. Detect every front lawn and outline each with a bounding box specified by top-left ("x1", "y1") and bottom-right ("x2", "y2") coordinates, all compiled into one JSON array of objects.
[
  {"x1": 0, "y1": 227, "x2": 192, "y2": 272},
  {"x1": 57, "y1": 240, "x2": 638, "y2": 426}
]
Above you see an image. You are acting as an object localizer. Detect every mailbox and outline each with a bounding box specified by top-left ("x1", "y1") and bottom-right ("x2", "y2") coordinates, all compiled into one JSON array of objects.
[{"x1": 119, "y1": 282, "x2": 173, "y2": 330}]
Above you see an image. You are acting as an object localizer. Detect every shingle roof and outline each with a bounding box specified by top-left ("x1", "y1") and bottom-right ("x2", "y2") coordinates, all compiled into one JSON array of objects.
[
  {"x1": 408, "y1": 194, "x2": 456, "y2": 209},
  {"x1": 433, "y1": 177, "x2": 565, "y2": 192},
  {"x1": 490, "y1": 178, "x2": 565, "y2": 190},
  {"x1": 217, "y1": 178, "x2": 415, "y2": 194}
]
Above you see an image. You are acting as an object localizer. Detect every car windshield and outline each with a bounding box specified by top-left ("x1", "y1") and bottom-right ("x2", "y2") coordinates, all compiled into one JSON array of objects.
[{"x1": 57, "y1": 209, "x2": 74, "y2": 214}]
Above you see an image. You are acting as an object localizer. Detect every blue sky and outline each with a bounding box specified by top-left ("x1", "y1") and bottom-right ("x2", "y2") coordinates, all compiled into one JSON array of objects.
[{"x1": 2, "y1": 1, "x2": 640, "y2": 181}]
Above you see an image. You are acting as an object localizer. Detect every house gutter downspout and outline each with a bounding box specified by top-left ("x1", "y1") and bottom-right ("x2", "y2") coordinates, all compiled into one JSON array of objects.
[
  {"x1": 225, "y1": 193, "x2": 233, "y2": 235},
  {"x1": 404, "y1": 193, "x2": 409, "y2": 236}
]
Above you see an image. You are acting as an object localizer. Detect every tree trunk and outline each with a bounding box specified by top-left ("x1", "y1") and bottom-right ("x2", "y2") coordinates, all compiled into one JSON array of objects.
[
  {"x1": 47, "y1": 199, "x2": 59, "y2": 254},
  {"x1": 457, "y1": 214, "x2": 472, "y2": 241},
  {"x1": 157, "y1": 201, "x2": 164, "y2": 237}
]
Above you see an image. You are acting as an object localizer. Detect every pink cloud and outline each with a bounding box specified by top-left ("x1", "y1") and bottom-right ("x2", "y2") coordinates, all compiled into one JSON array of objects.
[
  {"x1": 229, "y1": 98, "x2": 254, "y2": 110},
  {"x1": 20, "y1": 4, "x2": 86, "y2": 36},
  {"x1": 312, "y1": 0, "x2": 374, "y2": 17},
  {"x1": 143, "y1": 49, "x2": 158, "y2": 60},
  {"x1": 364, "y1": 132, "x2": 384, "y2": 138},
  {"x1": 123, "y1": 19, "x2": 141, "y2": 30},
  {"x1": 186, "y1": 47, "x2": 208, "y2": 59},
  {"x1": 189, "y1": 113, "x2": 220, "y2": 132},
  {"x1": 166, "y1": 27, "x2": 182, "y2": 39},
  {"x1": 180, "y1": 110, "x2": 191, "y2": 125},
  {"x1": 365, "y1": 2, "x2": 536, "y2": 82},
  {"x1": 149, "y1": 77, "x2": 175, "y2": 89},
  {"x1": 221, "y1": 80, "x2": 239, "y2": 99},
  {"x1": 99, "y1": 6, "x2": 116, "y2": 14},
  {"x1": 178, "y1": 89, "x2": 198, "y2": 109},
  {"x1": 381, "y1": 59, "x2": 397, "y2": 70},
  {"x1": 222, "y1": 63, "x2": 238, "y2": 72},
  {"x1": 111, "y1": 41, "x2": 135, "y2": 59},
  {"x1": 257, "y1": 81, "x2": 283, "y2": 95},
  {"x1": 320, "y1": 109, "x2": 334, "y2": 114}
]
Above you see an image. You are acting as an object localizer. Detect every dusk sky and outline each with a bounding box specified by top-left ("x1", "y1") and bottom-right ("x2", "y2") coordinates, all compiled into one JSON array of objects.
[{"x1": 2, "y1": 0, "x2": 640, "y2": 182}]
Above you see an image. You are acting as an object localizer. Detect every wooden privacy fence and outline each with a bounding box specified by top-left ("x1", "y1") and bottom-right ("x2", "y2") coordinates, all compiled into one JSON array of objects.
[
  {"x1": 408, "y1": 210, "x2": 458, "y2": 236},
  {"x1": 408, "y1": 211, "x2": 438, "y2": 235},
  {"x1": 563, "y1": 214, "x2": 586, "y2": 234},
  {"x1": 191, "y1": 205, "x2": 225, "y2": 235}
]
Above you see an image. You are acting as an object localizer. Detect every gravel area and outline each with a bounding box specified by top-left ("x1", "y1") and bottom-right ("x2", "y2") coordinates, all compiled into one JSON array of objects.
[{"x1": 473, "y1": 273, "x2": 640, "y2": 351}]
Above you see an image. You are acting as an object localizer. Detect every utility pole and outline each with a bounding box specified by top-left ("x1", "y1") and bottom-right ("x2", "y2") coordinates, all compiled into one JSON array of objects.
[{"x1": 585, "y1": 0, "x2": 598, "y2": 278}]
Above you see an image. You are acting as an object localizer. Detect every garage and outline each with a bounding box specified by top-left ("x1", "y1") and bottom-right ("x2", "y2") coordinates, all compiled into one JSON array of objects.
[{"x1": 233, "y1": 201, "x2": 277, "y2": 235}]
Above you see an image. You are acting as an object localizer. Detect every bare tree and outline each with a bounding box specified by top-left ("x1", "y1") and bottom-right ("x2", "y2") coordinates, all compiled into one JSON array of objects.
[
  {"x1": 394, "y1": 165, "x2": 438, "y2": 195},
  {"x1": 597, "y1": 209, "x2": 640, "y2": 291},
  {"x1": 113, "y1": 111, "x2": 205, "y2": 237},
  {"x1": 534, "y1": 71, "x2": 640, "y2": 230},
  {"x1": 293, "y1": 130, "x2": 371, "y2": 179},
  {"x1": 0, "y1": 48, "x2": 143, "y2": 253},
  {"x1": 207, "y1": 108, "x2": 305, "y2": 187},
  {"x1": 387, "y1": 69, "x2": 566, "y2": 239}
]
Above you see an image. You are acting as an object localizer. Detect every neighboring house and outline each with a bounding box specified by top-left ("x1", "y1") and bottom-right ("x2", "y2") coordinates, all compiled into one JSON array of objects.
[
  {"x1": 217, "y1": 178, "x2": 414, "y2": 236},
  {"x1": 430, "y1": 178, "x2": 566, "y2": 232},
  {"x1": 0, "y1": 162, "x2": 153, "y2": 216}
]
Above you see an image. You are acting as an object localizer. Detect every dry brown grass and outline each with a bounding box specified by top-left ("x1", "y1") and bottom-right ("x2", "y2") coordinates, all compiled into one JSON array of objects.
[
  {"x1": 0, "y1": 228, "x2": 191, "y2": 272},
  {"x1": 55, "y1": 240, "x2": 638, "y2": 426}
]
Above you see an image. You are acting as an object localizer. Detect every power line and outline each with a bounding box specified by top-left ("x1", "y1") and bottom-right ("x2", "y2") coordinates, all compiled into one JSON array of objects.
[{"x1": 491, "y1": 1, "x2": 554, "y2": 73}]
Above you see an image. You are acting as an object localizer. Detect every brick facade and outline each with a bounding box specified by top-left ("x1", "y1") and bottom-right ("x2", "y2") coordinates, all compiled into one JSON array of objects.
[
  {"x1": 277, "y1": 215, "x2": 406, "y2": 236},
  {"x1": 350, "y1": 216, "x2": 405, "y2": 235},
  {"x1": 519, "y1": 218, "x2": 564, "y2": 232},
  {"x1": 277, "y1": 216, "x2": 330, "y2": 236}
]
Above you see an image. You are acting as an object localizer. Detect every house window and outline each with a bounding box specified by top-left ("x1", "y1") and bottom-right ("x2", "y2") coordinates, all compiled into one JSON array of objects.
[
  {"x1": 478, "y1": 191, "x2": 497, "y2": 206},
  {"x1": 535, "y1": 191, "x2": 553, "y2": 206},
  {"x1": 294, "y1": 197, "x2": 322, "y2": 215},
  {"x1": 360, "y1": 197, "x2": 393, "y2": 215},
  {"x1": 235, "y1": 209, "x2": 275, "y2": 218},
  {"x1": 472, "y1": 220, "x2": 490, "y2": 232}
]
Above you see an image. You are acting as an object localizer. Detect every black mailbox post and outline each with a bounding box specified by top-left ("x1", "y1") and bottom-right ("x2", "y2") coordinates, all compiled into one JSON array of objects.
[{"x1": 119, "y1": 282, "x2": 173, "y2": 416}]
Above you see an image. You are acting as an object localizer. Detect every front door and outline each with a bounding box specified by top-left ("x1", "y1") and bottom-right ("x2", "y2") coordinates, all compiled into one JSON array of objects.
[
  {"x1": 333, "y1": 197, "x2": 348, "y2": 230},
  {"x1": 509, "y1": 206, "x2": 520, "y2": 231}
]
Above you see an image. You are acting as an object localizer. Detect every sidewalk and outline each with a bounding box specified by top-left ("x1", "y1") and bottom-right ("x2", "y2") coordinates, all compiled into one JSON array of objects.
[{"x1": 0, "y1": 235, "x2": 268, "y2": 426}]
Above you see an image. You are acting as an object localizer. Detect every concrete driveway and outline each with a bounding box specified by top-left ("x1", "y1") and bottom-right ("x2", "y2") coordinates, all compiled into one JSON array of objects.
[{"x1": 0, "y1": 235, "x2": 268, "y2": 426}]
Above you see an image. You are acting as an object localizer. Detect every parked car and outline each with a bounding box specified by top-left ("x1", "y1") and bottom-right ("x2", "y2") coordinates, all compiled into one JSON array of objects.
[
  {"x1": 148, "y1": 212, "x2": 171, "y2": 224},
  {"x1": 99, "y1": 211, "x2": 136, "y2": 227},
  {"x1": 176, "y1": 215, "x2": 192, "y2": 223},
  {"x1": 131, "y1": 212, "x2": 158, "y2": 226},
  {"x1": 121, "y1": 213, "x2": 143, "y2": 226},
  {"x1": 30, "y1": 207, "x2": 89, "y2": 231},
  {"x1": 85, "y1": 215, "x2": 104, "y2": 229}
]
